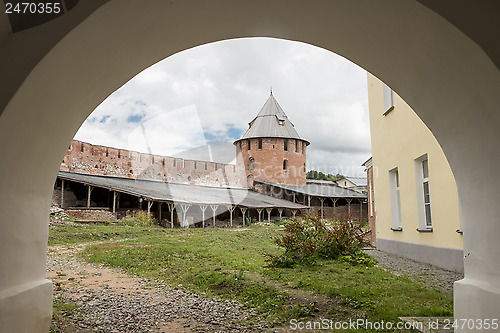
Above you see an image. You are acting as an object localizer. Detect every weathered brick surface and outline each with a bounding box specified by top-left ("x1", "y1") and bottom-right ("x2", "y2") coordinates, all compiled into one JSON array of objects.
[
  {"x1": 60, "y1": 140, "x2": 246, "y2": 187},
  {"x1": 235, "y1": 138, "x2": 307, "y2": 186}
]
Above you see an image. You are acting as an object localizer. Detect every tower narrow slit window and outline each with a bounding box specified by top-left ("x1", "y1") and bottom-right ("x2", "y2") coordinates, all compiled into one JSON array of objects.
[
  {"x1": 283, "y1": 159, "x2": 288, "y2": 170},
  {"x1": 284, "y1": 139, "x2": 288, "y2": 151},
  {"x1": 258, "y1": 138, "x2": 262, "y2": 149}
]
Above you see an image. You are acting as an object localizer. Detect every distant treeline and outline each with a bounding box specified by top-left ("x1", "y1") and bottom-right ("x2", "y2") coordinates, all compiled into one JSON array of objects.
[{"x1": 306, "y1": 170, "x2": 344, "y2": 181}]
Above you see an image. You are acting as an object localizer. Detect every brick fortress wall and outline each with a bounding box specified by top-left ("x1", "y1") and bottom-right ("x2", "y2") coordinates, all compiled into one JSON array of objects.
[
  {"x1": 235, "y1": 137, "x2": 307, "y2": 186},
  {"x1": 60, "y1": 140, "x2": 247, "y2": 188}
]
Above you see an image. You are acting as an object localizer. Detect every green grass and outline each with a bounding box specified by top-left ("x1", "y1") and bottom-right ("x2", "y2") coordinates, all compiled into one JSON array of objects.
[
  {"x1": 74, "y1": 225, "x2": 453, "y2": 329},
  {"x1": 47, "y1": 222, "x2": 170, "y2": 246},
  {"x1": 50, "y1": 298, "x2": 80, "y2": 333}
]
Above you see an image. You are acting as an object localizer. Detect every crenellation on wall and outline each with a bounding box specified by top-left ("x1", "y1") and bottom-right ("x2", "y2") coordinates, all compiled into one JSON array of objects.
[{"x1": 61, "y1": 140, "x2": 246, "y2": 187}]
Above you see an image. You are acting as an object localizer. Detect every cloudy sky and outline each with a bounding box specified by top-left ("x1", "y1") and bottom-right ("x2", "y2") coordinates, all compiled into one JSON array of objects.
[{"x1": 74, "y1": 37, "x2": 371, "y2": 177}]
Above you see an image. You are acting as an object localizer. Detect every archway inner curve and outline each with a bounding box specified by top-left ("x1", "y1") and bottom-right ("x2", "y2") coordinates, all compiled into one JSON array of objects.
[{"x1": 1, "y1": 1, "x2": 499, "y2": 331}]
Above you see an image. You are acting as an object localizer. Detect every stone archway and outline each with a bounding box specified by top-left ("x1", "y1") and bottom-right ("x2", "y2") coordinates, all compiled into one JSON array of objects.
[{"x1": 0, "y1": 1, "x2": 499, "y2": 331}]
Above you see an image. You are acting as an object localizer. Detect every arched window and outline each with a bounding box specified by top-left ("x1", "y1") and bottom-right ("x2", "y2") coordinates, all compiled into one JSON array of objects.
[
  {"x1": 284, "y1": 139, "x2": 288, "y2": 151},
  {"x1": 249, "y1": 157, "x2": 255, "y2": 171},
  {"x1": 258, "y1": 138, "x2": 263, "y2": 149},
  {"x1": 283, "y1": 159, "x2": 288, "y2": 170},
  {"x1": 248, "y1": 139, "x2": 251, "y2": 150}
]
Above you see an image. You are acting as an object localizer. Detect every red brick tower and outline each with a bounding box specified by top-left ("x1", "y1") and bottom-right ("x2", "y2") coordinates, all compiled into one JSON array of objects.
[{"x1": 234, "y1": 93, "x2": 309, "y2": 187}]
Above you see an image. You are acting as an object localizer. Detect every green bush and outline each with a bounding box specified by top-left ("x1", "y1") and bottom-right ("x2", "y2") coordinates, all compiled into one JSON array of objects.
[
  {"x1": 263, "y1": 214, "x2": 370, "y2": 267},
  {"x1": 339, "y1": 251, "x2": 377, "y2": 267},
  {"x1": 120, "y1": 210, "x2": 157, "y2": 227}
]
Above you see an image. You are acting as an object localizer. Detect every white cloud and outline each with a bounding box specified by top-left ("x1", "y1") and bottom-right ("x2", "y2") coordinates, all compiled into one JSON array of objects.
[{"x1": 74, "y1": 37, "x2": 371, "y2": 177}]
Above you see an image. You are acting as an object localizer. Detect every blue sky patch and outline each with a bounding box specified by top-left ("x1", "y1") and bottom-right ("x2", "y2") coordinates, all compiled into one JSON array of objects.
[{"x1": 127, "y1": 114, "x2": 145, "y2": 123}]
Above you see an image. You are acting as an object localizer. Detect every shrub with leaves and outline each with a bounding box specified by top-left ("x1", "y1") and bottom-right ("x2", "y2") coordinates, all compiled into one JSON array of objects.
[
  {"x1": 263, "y1": 214, "x2": 371, "y2": 267},
  {"x1": 120, "y1": 210, "x2": 157, "y2": 227}
]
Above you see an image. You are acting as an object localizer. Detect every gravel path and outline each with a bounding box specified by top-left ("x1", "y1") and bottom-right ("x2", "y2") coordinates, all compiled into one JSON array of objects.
[
  {"x1": 47, "y1": 244, "x2": 267, "y2": 332},
  {"x1": 47, "y1": 242, "x2": 462, "y2": 332},
  {"x1": 364, "y1": 248, "x2": 464, "y2": 295}
]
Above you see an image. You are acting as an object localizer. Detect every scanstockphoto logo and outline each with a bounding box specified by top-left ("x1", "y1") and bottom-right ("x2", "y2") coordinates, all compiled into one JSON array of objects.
[
  {"x1": 289, "y1": 318, "x2": 424, "y2": 331},
  {"x1": 125, "y1": 104, "x2": 247, "y2": 227}
]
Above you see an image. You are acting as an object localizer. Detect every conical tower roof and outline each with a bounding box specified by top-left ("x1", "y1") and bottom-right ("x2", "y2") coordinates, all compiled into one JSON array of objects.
[{"x1": 235, "y1": 93, "x2": 309, "y2": 145}]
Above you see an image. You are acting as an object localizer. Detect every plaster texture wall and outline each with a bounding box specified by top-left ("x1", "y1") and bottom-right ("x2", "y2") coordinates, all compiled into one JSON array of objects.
[{"x1": 367, "y1": 73, "x2": 463, "y2": 252}]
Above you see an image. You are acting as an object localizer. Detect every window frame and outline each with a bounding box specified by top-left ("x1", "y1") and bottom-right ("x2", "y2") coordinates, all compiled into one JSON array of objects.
[{"x1": 389, "y1": 167, "x2": 403, "y2": 230}]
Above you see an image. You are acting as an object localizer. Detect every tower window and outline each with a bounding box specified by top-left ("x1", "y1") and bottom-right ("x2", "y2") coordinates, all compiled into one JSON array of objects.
[
  {"x1": 249, "y1": 157, "x2": 255, "y2": 171},
  {"x1": 258, "y1": 138, "x2": 262, "y2": 149},
  {"x1": 284, "y1": 139, "x2": 288, "y2": 151},
  {"x1": 248, "y1": 139, "x2": 251, "y2": 150},
  {"x1": 283, "y1": 159, "x2": 288, "y2": 170},
  {"x1": 295, "y1": 140, "x2": 299, "y2": 153}
]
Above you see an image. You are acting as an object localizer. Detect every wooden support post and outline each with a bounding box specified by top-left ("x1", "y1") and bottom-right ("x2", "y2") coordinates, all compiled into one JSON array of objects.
[
  {"x1": 60, "y1": 179, "x2": 65, "y2": 208},
  {"x1": 180, "y1": 204, "x2": 190, "y2": 228},
  {"x1": 319, "y1": 197, "x2": 325, "y2": 219},
  {"x1": 199, "y1": 205, "x2": 208, "y2": 228},
  {"x1": 158, "y1": 201, "x2": 162, "y2": 223},
  {"x1": 210, "y1": 205, "x2": 218, "y2": 227},
  {"x1": 112, "y1": 191, "x2": 117, "y2": 213},
  {"x1": 167, "y1": 203, "x2": 174, "y2": 228},
  {"x1": 227, "y1": 205, "x2": 235, "y2": 227},
  {"x1": 240, "y1": 207, "x2": 247, "y2": 226},
  {"x1": 307, "y1": 195, "x2": 311, "y2": 207},
  {"x1": 147, "y1": 200, "x2": 153, "y2": 216},
  {"x1": 292, "y1": 209, "x2": 297, "y2": 218},
  {"x1": 331, "y1": 198, "x2": 338, "y2": 220},
  {"x1": 293, "y1": 192, "x2": 296, "y2": 203},
  {"x1": 257, "y1": 208, "x2": 263, "y2": 222},
  {"x1": 87, "y1": 185, "x2": 93, "y2": 208},
  {"x1": 266, "y1": 208, "x2": 272, "y2": 222},
  {"x1": 278, "y1": 208, "x2": 284, "y2": 221},
  {"x1": 347, "y1": 198, "x2": 352, "y2": 218},
  {"x1": 359, "y1": 199, "x2": 363, "y2": 221}
]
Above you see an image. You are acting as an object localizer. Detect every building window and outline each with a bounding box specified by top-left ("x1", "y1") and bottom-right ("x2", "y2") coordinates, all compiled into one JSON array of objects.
[
  {"x1": 118, "y1": 151, "x2": 121, "y2": 158},
  {"x1": 106, "y1": 148, "x2": 109, "y2": 157},
  {"x1": 422, "y1": 158, "x2": 432, "y2": 227},
  {"x1": 258, "y1": 138, "x2": 262, "y2": 149},
  {"x1": 284, "y1": 139, "x2": 288, "y2": 151},
  {"x1": 247, "y1": 139, "x2": 251, "y2": 150},
  {"x1": 383, "y1": 83, "x2": 394, "y2": 115},
  {"x1": 415, "y1": 154, "x2": 433, "y2": 230},
  {"x1": 389, "y1": 168, "x2": 402, "y2": 230},
  {"x1": 81, "y1": 143, "x2": 84, "y2": 152},
  {"x1": 295, "y1": 140, "x2": 299, "y2": 153},
  {"x1": 249, "y1": 157, "x2": 255, "y2": 171},
  {"x1": 302, "y1": 143, "x2": 305, "y2": 154},
  {"x1": 283, "y1": 159, "x2": 288, "y2": 170}
]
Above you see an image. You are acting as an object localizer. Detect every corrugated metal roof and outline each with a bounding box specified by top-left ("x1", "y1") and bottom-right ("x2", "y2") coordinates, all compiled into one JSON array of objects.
[
  {"x1": 58, "y1": 171, "x2": 305, "y2": 209},
  {"x1": 339, "y1": 177, "x2": 368, "y2": 187},
  {"x1": 256, "y1": 180, "x2": 367, "y2": 199},
  {"x1": 235, "y1": 94, "x2": 309, "y2": 144}
]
